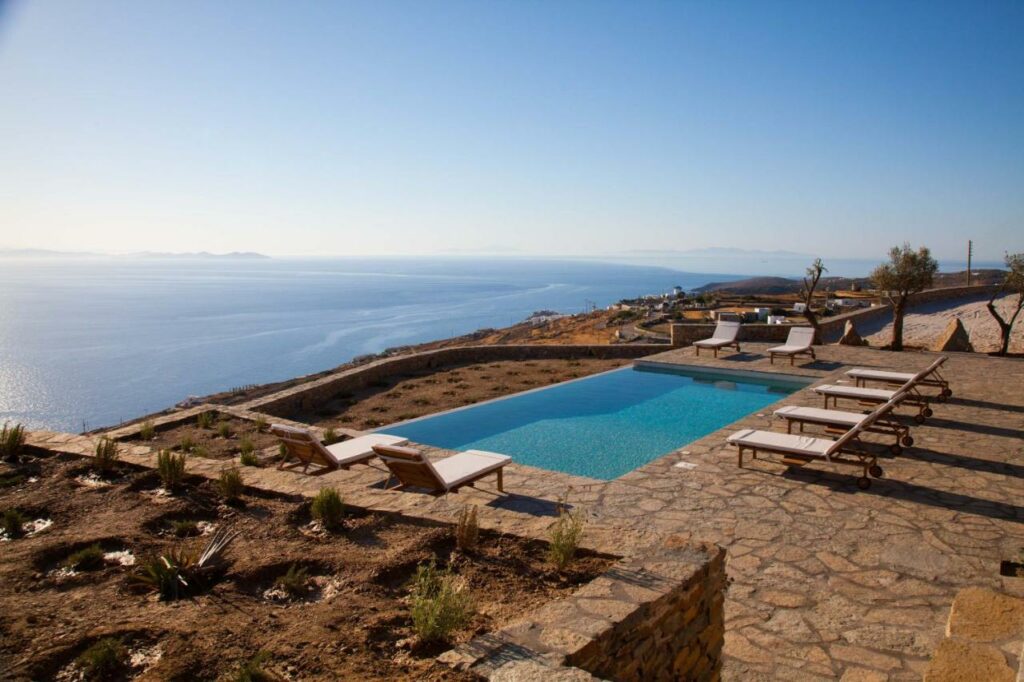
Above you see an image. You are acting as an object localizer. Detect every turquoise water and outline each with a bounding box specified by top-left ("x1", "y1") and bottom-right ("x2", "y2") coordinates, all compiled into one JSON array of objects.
[{"x1": 381, "y1": 365, "x2": 810, "y2": 480}]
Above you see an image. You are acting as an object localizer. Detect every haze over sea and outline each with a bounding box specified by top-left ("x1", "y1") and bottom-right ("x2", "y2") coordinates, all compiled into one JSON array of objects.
[{"x1": 0, "y1": 257, "x2": 739, "y2": 432}]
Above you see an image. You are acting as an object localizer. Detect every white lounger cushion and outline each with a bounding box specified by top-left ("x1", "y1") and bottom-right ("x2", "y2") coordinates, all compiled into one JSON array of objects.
[
  {"x1": 325, "y1": 433, "x2": 408, "y2": 466},
  {"x1": 774, "y1": 405, "x2": 865, "y2": 427},
  {"x1": 847, "y1": 368, "x2": 914, "y2": 381},
  {"x1": 814, "y1": 385, "x2": 896, "y2": 400},
  {"x1": 694, "y1": 321, "x2": 740, "y2": 347},
  {"x1": 768, "y1": 327, "x2": 815, "y2": 354},
  {"x1": 432, "y1": 449, "x2": 511, "y2": 489},
  {"x1": 727, "y1": 429, "x2": 833, "y2": 457}
]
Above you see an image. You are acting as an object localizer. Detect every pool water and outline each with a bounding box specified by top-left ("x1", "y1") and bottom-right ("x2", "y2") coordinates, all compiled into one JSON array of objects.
[{"x1": 380, "y1": 364, "x2": 811, "y2": 480}]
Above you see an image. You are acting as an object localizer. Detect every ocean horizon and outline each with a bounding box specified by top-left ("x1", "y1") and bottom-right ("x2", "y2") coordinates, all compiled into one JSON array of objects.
[{"x1": 0, "y1": 257, "x2": 743, "y2": 432}]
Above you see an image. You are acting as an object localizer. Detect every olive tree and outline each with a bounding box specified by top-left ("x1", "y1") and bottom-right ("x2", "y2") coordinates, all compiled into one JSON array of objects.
[
  {"x1": 871, "y1": 244, "x2": 939, "y2": 351},
  {"x1": 986, "y1": 253, "x2": 1024, "y2": 356},
  {"x1": 801, "y1": 258, "x2": 827, "y2": 342}
]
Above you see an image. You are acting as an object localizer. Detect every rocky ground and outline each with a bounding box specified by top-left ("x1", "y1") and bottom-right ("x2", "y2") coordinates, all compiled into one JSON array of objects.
[{"x1": 0, "y1": 454, "x2": 611, "y2": 681}]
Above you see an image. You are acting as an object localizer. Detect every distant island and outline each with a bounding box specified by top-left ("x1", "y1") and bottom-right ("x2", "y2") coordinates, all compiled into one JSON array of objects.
[{"x1": 0, "y1": 248, "x2": 270, "y2": 260}]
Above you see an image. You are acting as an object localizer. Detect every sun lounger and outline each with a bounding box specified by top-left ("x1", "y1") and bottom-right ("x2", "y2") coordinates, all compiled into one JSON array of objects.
[
  {"x1": 774, "y1": 404, "x2": 913, "y2": 455},
  {"x1": 767, "y1": 327, "x2": 816, "y2": 365},
  {"x1": 693, "y1": 320, "x2": 741, "y2": 357},
  {"x1": 813, "y1": 362, "x2": 939, "y2": 423},
  {"x1": 271, "y1": 424, "x2": 407, "y2": 473},
  {"x1": 371, "y1": 443, "x2": 511, "y2": 494},
  {"x1": 846, "y1": 356, "x2": 951, "y2": 399},
  {"x1": 727, "y1": 400, "x2": 895, "y2": 489}
]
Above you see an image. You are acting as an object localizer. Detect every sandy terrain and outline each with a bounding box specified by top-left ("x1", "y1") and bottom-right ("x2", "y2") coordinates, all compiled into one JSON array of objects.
[{"x1": 860, "y1": 293, "x2": 1023, "y2": 353}]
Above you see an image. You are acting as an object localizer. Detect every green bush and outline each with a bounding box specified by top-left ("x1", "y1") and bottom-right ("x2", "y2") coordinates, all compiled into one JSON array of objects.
[
  {"x1": 2, "y1": 509, "x2": 27, "y2": 538},
  {"x1": 217, "y1": 421, "x2": 232, "y2": 438},
  {"x1": 455, "y1": 505, "x2": 479, "y2": 553},
  {"x1": 274, "y1": 564, "x2": 310, "y2": 599},
  {"x1": 228, "y1": 651, "x2": 277, "y2": 682},
  {"x1": 139, "y1": 420, "x2": 156, "y2": 440},
  {"x1": 218, "y1": 468, "x2": 245, "y2": 501},
  {"x1": 65, "y1": 543, "x2": 105, "y2": 571},
  {"x1": 409, "y1": 559, "x2": 473, "y2": 642},
  {"x1": 310, "y1": 488, "x2": 344, "y2": 529},
  {"x1": 239, "y1": 437, "x2": 255, "y2": 456},
  {"x1": 197, "y1": 411, "x2": 215, "y2": 429},
  {"x1": 179, "y1": 435, "x2": 195, "y2": 453},
  {"x1": 93, "y1": 438, "x2": 120, "y2": 474},
  {"x1": 239, "y1": 442, "x2": 260, "y2": 467},
  {"x1": 133, "y1": 547, "x2": 198, "y2": 601},
  {"x1": 254, "y1": 415, "x2": 269, "y2": 433},
  {"x1": 548, "y1": 505, "x2": 586, "y2": 571},
  {"x1": 323, "y1": 427, "x2": 338, "y2": 445},
  {"x1": 191, "y1": 445, "x2": 210, "y2": 458},
  {"x1": 77, "y1": 637, "x2": 128, "y2": 680},
  {"x1": 157, "y1": 450, "x2": 187, "y2": 489},
  {"x1": 0, "y1": 422, "x2": 26, "y2": 462}
]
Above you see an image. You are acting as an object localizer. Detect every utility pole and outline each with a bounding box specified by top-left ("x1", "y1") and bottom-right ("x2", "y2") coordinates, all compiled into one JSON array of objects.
[{"x1": 966, "y1": 240, "x2": 973, "y2": 286}]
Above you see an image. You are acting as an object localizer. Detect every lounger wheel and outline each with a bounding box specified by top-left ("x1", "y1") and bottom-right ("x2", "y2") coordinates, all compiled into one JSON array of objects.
[
  {"x1": 937, "y1": 393, "x2": 948, "y2": 403},
  {"x1": 889, "y1": 444, "x2": 902, "y2": 456},
  {"x1": 869, "y1": 464, "x2": 884, "y2": 478},
  {"x1": 923, "y1": 407, "x2": 934, "y2": 418},
  {"x1": 942, "y1": 388, "x2": 952, "y2": 398},
  {"x1": 914, "y1": 414, "x2": 926, "y2": 425},
  {"x1": 901, "y1": 435, "x2": 914, "y2": 447},
  {"x1": 857, "y1": 477, "x2": 871, "y2": 490}
]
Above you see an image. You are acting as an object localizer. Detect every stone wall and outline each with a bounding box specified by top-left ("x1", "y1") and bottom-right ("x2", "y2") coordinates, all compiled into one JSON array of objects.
[
  {"x1": 245, "y1": 344, "x2": 665, "y2": 418},
  {"x1": 670, "y1": 284, "x2": 1000, "y2": 347},
  {"x1": 440, "y1": 537, "x2": 726, "y2": 682}
]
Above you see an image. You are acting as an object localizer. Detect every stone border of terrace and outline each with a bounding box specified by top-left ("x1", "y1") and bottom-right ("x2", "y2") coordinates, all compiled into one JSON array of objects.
[
  {"x1": 19, "y1": 429, "x2": 727, "y2": 682},
  {"x1": 234, "y1": 343, "x2": 665, "y2": 417}
]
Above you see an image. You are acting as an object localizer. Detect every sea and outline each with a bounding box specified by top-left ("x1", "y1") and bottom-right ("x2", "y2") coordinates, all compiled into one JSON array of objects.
[{"x1": 0, "y1": 257, "x2": 743, "y2": 432}]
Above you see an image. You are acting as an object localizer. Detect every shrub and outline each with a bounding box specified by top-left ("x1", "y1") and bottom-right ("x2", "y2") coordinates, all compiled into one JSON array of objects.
[
  {"x1": 218, "y1": 422, "x2": 232, "y2": 439},
  {"x1": 228, "y1": 651, "x2": 277, "y2": 682},
  {"x1": 218, "y1": 468, "x2": 245, "y2": 501},
  {"x1": 65, "y1": 543, "x2": 105, "y2": 571},
  {"x1": 548, "y1": 505, "x2": 586, "y2": 571},
  {"x1": 239, "y1": 446, "x2": 260, "y2": 468},
  {"x1": 254, "y1": 415, "x2": 269, "y2": 433},
  {"x1": 274, "y1": 564, "x2": 310, "y2": 599},
  {"x1": 92, "y1": 438, "x2": 120, "y2": 474},
  {"x1": 192, "y1": 445, "x2": 210, "y2": 458},
  {"x1": 179, "y1": 435, "x2": 195, "y2": 453},
  {"x1": 409, "y1": 559, "x2": 473, "y2": 642},
  {"x1": 132, "y1": 528, "x2": 237, "y2": 601},
  {"x1": 197, "y1": 411, "x2": 215, "y2": 429},
  {"x1": 157, "y1": 450, "x2": 187, "y2": 489},
  {"x1": 277, "y1": 443, "x2": 287, "y2": 460},
  {"x1": 310, "y1": 488, "x2": 344, "y2": 529},
  {"x1": 2, "y1": 509, "x2": 27, "y2": 538},
  {"x1": 323, "y1": 427, "x2": 338, "y2": 445},
  {"x1": 139, "y1": 420, "x2": 156, "y2": 440},
  {"x1": 0, "y1": 422, "x2": 26, "y2": 462},
  {"x1": 77, "y1": 637, "x2": 128, "y2": 680},
  {"x1": 0, "y1": 471, "x2": 26, "y2": 489},
  {"x1": 239, "y1": 437, "x2": 255, "y2": 456},
  {"x1": 455, "y1": 505, "x2": 479, "y2": 553},
  {"x1": 171, "y1": 519, "x2": 199, "y2": 538}
]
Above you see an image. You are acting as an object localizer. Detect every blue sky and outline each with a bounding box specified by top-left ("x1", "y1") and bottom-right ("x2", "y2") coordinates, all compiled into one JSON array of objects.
[{"x1": 0, "y1": 1, "x2": 1021, "y2": 260}]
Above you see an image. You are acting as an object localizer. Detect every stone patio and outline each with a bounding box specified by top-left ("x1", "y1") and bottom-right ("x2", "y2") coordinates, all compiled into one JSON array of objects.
[{"x1": 27, "y1": 343, "x2": 1024, "y2": 680}]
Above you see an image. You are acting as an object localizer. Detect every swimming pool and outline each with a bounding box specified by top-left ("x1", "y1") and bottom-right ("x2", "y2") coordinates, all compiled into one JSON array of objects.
[{"x1": 379, "y1": 364, "x2": 812, "y2": 480}]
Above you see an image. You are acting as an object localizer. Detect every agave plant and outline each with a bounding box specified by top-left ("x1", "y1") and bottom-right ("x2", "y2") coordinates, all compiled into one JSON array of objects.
[{"x1": 132, "y1": 527, "x2": 238, "y2": 600}]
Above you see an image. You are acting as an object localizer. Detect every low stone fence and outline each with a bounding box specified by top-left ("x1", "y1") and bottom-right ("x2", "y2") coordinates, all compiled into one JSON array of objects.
[
  {"x1": 245, "y1": 344, "x2": 666, "y2": 418},
  {"x1": 669, "y1": 284, "x2": 1000, "y2": 347},
  {"x1": 440, "y1": 537, "x2": 726, "y2": 681}
]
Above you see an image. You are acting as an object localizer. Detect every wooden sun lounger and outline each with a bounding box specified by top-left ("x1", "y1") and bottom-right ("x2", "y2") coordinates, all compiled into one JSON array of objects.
[
  {"x1": 271, "y1": 424, "x2": 407, "y2": 474},
  {"x1": 774, "y1": 404, "x2": 913, "y2": 455},
  {"x1": 371, "y1": 443, "x2": 511, "y2": 495},
  {"x1": 846, "y1": 356, "x2": 951, "y2": 399},
  {"x1": 727, "y1": 400, "x2": 895, "y2": 489},
  {"x1": 767, "y1": 327, "x2": 816, "y2": 365},
  {"x1": 693, "y1": 320, "x2": 741, "y2": 357},
  {"x1": 813, "y1": 361, "x2": 940, "y2": 423}
]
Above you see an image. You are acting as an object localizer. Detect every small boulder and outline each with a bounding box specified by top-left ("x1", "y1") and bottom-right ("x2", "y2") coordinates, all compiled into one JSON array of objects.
[
  {"x1": 837, "y1": 320, "x2": 867, "y2": 346},
  {"x1": 932, "y1": 318, "x2": 973, "y2": 353}
]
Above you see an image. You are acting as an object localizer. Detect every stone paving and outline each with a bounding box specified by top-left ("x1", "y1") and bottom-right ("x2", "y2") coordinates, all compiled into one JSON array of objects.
[{"x1": 26, "y1": 344, "x2": 1024, "y2": 680}]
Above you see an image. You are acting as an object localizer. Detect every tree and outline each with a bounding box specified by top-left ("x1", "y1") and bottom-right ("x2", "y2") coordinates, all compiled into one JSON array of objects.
[
  {"x1": 871, "y1": 244, "x2": 939, "y2": 351},
  {"x1": 801, "y1": 258, "x2": 827, "y2": 342},
  {"x1": 986, "y1": 253, "x2": 1024, "y2": 355}
]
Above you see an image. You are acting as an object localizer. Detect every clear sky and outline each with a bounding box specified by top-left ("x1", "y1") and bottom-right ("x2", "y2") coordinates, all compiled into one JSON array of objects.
[{"x1": 1, "y1": 1, "x2": 1021, "y2": 260}]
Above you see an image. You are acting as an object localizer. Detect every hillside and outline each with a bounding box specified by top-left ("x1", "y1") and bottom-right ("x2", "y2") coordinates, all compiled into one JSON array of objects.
[{"x1": 694, "y1": 269, "x2": 1006, "y2": 295}]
